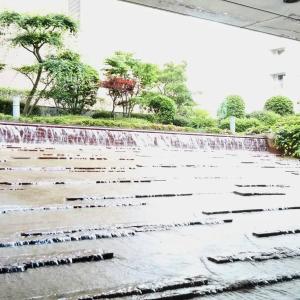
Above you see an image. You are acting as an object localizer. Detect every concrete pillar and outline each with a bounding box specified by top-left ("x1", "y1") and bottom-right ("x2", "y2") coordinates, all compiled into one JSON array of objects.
[
  {"x1": 230, "y1": 116, "x2": 236, "y2": 134},
  {"x1": 12, "y1": 96, "x2": 21, "y2": 120}
]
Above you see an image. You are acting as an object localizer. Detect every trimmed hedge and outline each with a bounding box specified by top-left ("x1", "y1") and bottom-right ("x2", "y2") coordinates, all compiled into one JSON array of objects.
[
  {"x1": 219, "y1": 117, "x2": 262, "y2": 132},
  {"x1": 91, "y1": 110, "x2": 155, "y2": 122},
  {"x1": 0, "y1": 99, "x2": 40, "y2": 115},
  {"x1": 247, "y1": 111, "x2": 281, "y2": 126},
  {"x1": 275, "y1": 125, "x2": 300, "y2": 158}
]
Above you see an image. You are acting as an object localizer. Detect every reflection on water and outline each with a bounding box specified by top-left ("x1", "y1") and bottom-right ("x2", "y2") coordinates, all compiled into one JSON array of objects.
[{"x1": 0, "y1": 137, "x2": 299, "y2": 299}]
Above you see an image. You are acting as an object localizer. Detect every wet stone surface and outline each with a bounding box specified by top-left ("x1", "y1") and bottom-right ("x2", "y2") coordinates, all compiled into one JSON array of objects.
[{"x1": 0, "y1": 132, "x2": 299, "y2": 299}]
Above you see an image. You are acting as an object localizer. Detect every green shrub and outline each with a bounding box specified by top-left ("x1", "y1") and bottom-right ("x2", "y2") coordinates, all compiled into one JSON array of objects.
[
  {"x1": 130, "y1": 113, "x2": 155, "y2": 122},
  {"x1": 172, "y1": 115, "x2": 191, "y2": 127},
  {"x1": 217, "y1": 95, "x2": 245, "y2": 119},
  {"x1": 247, "y1": 110, "x2": 281, "y2": 126},
  {"x1": 198, "y1": 127, "x2": 225, "y2": 134},
  {"x1": 0, "y1": 99, "x2": 40, "y2": 115},
  {"x1": 0, "y1": 87, "x2": 29, "y2": 101},
  {"x1": 0, "y1": 112, "x2": 13, "y2": 121},
  {"x1": 91, "y1": 110, "x2": 155, "y2": 122},
  {"x1": 189, "y1": 109, "x2": 216, "y2": 129},
  {"x1": 245, "y1": 125, "x2": 271, "y2": 135},
  {"x1": 147, "y1": 93, "x2": 176, "y2": 124},
  {"x1": 219, "y1": 117, "x2": 262, "y2": 132},
  {"x1": 264, "y1": 95, "x2": 294, "y2": 116},
  {"x1": 272, "y1": 115, "x2": 300, "y2": 130},
  {"x1": 275, "y1": 125, "x2": 300, "y2": 158},
  {"x1": 91, "y1": 110, "x2": 113, "y2": 119}
]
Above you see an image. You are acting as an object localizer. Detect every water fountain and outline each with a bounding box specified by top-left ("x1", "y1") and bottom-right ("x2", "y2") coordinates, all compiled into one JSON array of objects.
[{"x1": 0, "y1": 121, "x2": 299, "y2": 300}]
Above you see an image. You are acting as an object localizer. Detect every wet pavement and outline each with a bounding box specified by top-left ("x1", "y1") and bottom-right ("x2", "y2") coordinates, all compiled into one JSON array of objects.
[{"x1": 0, "y1": 142, "x2": 300, "y2": 299}]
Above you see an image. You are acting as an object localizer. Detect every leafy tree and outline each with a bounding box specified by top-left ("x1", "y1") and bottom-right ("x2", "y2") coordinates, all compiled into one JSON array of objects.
[
  {"x1": 141, "y1": 92, "x2": 176, "y2": 124},
  {"x1": 0, "y1": 11, "x2": 77, "y2": 115},
  {"x1": 247, "y1": 110, "x2": 281, "y2": 126},
  {"x1": 0, "y1": 63, "x2": 5, "y2": 71},
  {"x1": 101, "y1": 51, "x2": 158, "y2": 116},
  {"x1": 264, "y1": 95, "x2": 294, "y2": 116},
  {"x1": 156, "y1": 62, "x2": 194, "y2": 114},
  {"x1": 218, "y1": 95, "x2": 245, "y2": 119},
  {"x1": 190, "y1": 108, "x2": 216, "y2": 128},
  {"x1": 44, "y1": 51, "x2": 99, "y2": 114}
]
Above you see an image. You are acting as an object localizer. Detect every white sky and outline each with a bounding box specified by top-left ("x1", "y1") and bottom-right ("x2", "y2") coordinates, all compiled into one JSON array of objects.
[{"x1": 1, "y1": 0, "x2": 300, "y2": 115}]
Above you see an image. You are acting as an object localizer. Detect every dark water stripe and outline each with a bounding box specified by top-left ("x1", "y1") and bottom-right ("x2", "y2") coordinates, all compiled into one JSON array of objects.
[
  {"x1": 202, "y1": 206, "x2": 300, "y2": 215},
  {"x1": 65, "y1": 192, "x2": 219, "y2": 202},
  {"x1": 0, "y1": 251, "x2": 113, "y2": 274},
  {"x1": 0, "y1": 179, "x2": 163, "y2": 186},
  {"x1": 78, "y1": 273, "x2": 300, "y2": 300},
  {"x1": 0, "y1": 230, "x2": 136, "y2": 248},
  {"x1": 1, "y1": 219, "x2": 232, "y2": 248},
  {"x1": 235, "y1": 184, "x2": 290, "y2": 188},
  {"x1": 79, "y1": 276, "x2": 208, "y2": 299},
  {"x1": 207, "y1": 247, "x2": 300, "y2": 264},
  {"x1": 0, "y1": 202, "x2": 147, "y2": 215},
  {"x1": 233, "y1": 191, "x2": 286, "y2": 196},
  {"x1": 253, "y1": 229, "x2": 300, "y2": 238},
  {"x1": 20, "y1": 219, "x2": 232, "y2": 237}
]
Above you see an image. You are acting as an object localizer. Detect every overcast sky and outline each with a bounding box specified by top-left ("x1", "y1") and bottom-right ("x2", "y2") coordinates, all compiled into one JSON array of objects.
[{"x1": 1, "y1": 0, "x2": 300, "y2": 114}]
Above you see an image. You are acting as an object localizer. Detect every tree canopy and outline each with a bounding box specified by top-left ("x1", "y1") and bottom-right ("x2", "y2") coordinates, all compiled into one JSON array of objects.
[
  {"x1": 0, "y1": 11, "x2": 78, "y2": 115},
  {"x1": 101, "y1": 51, "x2": 159, "y2": 116},
  {"x1": 44, "y1": 51, "x2": 99, "y2": 114},
  {"x1": 156, "y1": 62, "x2": 194, "y2": 114}
]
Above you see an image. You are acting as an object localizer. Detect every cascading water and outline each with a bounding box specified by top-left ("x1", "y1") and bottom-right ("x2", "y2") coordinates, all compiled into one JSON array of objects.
[
  {"x1": 1, "y1": 121, "x2": 299, "y2": 300},
  {"x1": 0, "y1": 122, "x2": 268, "y2": 151}
]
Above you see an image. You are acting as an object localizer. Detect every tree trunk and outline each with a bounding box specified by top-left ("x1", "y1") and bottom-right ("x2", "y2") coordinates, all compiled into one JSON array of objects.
[{"x1": 23, "y1": 65, "x2": 43, "y2": 116}]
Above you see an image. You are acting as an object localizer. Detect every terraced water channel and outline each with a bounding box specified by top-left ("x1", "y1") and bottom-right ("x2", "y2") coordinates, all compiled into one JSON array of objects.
[{"x1": 0, "y1": 131, "x2": 300, "y2": 299}]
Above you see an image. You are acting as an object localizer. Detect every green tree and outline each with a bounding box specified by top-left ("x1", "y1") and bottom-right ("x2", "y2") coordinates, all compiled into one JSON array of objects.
[
  {"x1": 190, "y1": 108, "x2": 216, "y2": 128},
  {"x1": 102, "y1": 51, "x2": 158, "y2": 116},
  {"x1": 141, "y1": 92, "x2": 176, "y2": 124},
  {"x1": 0, "y1": 11, "x2": 77, "y2": 115},
  {"x1": 264, "y1": 95, "x2": 294, "y2": 116},
  {"x1": 156, "y1": 62, "x2": 194, "y2": 115},
  {"x1": 218, "y1": 95, "x2": 245, "y2": 119},
  {"x1": 44, "y1": 51, "x2": 99, "y2": 114},
  {"x1": 0, "y1": 63, "x2": 5, "y2": 71}
]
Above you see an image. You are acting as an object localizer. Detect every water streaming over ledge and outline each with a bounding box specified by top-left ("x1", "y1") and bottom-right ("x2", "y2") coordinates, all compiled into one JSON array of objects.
[
  {"x1": 1, "y1": 122, "x2": 299, "y2": 300},
  {"x1": 0, "y1": 122, "x2": 268, "y2": 150}
]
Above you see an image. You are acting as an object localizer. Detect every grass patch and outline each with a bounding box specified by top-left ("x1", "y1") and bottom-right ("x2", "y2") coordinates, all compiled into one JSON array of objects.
[{"x1": 0, "y1": 113, "x2": 199, "y2": 133}]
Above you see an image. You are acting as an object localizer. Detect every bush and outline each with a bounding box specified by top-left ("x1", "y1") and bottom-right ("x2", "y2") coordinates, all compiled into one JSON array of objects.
[
  {"x1": 245, "y1": 125, "x2": 271, "y2": 135},
  {"x1": 146, "y1": 93, "x2": 176, "y2": 124},
  {"x1": 130, "y1": 113, "x2": 155, "y2": 122},
  {"x1": 0, "y1": 112, "x2": 13, "y2": 121},
  {"x1": 264, "y1": 95, "x2": 294, "y2": 116},
  {"x1": 172, "y1": 115, "x2": 191, "y2": 127},
  {"x1": 217, "y1": 95, "x2": 245, "y2": 119},
  {"x1": 275, "y1": 125, "x2": 300, "y2": 158},
  {"x1": 91, "y1": 110, "x2": 113, "y2": 119},
  {"x1": 198, "y1": 127, "x2": 227, "y2": 134},
  {"x1": 189, "y1": 109, "x2": 216, "y2": 129},
  {"x1": 91, "y1": 110, "x2": 155, "y2": 122},
  {"x1": 247, "y1": 110, "x2": 281, "y2": 126},
  {"x1": 219, "y1": 117, "x2": 262, "y2": 133},
  {"x1": 0, "y1": 87, "x2": 29, "y2": 101},
  {"x1": 0, "y1": 98, "x2": 40, "y2": 115},
  {"x1": 272, "y1": 115, "x2": 300, "y2": 130}
]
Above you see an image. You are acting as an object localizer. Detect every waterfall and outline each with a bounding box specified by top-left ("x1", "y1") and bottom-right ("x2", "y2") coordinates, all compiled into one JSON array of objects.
[{"x1": 0, "y1": 122, "x2": 268, "y2": 151}]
